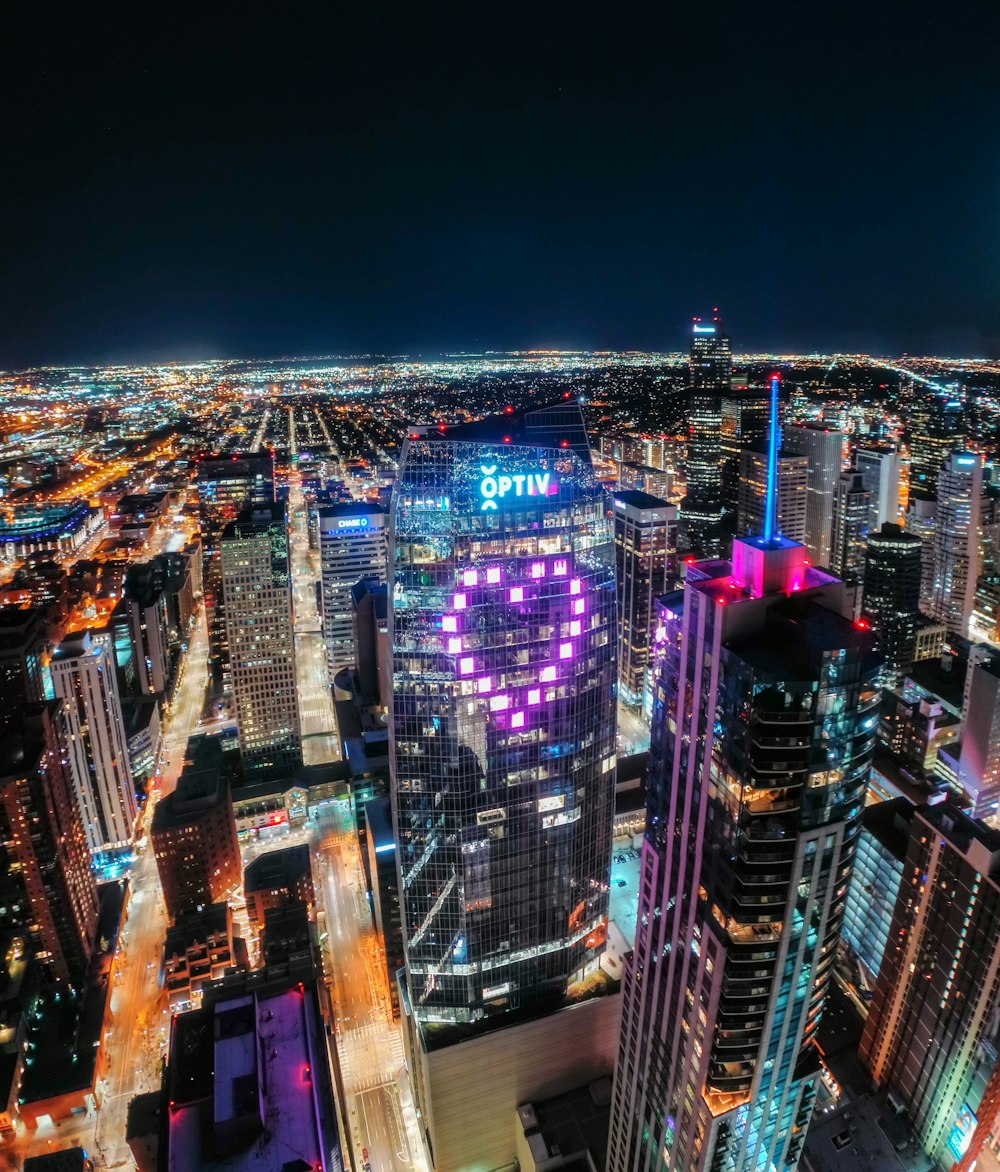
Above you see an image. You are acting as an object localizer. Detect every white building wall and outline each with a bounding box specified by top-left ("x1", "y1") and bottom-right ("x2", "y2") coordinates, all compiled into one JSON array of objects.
[
  {"x1": 408, "y1": 991, "x2": 621, "y2": 1172},
  {"x1": 51, "y1": 630, "x2": 137, "y2": 855}
]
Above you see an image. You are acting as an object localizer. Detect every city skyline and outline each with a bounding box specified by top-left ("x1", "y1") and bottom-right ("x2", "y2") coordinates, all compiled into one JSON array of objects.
[{"x1": 3, "y1": 0, "x2": 1000, "y2": 1161}]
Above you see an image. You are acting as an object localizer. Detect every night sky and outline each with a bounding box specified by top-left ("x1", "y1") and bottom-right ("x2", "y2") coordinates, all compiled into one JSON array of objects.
[{"x1": 3, "y1": 2, "x2": 1000, "y2": 368}]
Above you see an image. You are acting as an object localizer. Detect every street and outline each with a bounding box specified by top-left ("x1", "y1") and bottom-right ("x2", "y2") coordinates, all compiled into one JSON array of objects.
[
  {"x1": 288, "y1": 463, "x2": 341, "y2": 766},
  {"x1": 7, "y1": 604, "x2": 211, "y2": 1169},
  {"x1": 314, "y1": 811, "x2": 426, "y2": 1172}
]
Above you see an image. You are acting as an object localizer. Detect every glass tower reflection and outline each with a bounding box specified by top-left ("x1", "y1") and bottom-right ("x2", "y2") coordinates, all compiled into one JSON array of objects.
[{"x1": 390, "y1": 401, "x2": 618, "y2": 1028}]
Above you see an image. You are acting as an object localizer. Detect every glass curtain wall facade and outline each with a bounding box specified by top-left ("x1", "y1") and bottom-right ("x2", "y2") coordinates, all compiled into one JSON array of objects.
[
  {"x1": 390, "y1": 404, "x2": 617, "y2": 1029},
  {"x1": 683, "y1": 318, "x2": 732, "y2": 556},
  {"x1": 609, "y1": 534, "x2": 879, "y2": 1172}
]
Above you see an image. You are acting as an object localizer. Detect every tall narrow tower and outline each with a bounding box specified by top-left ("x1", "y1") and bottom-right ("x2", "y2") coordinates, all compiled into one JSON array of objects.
[
  {"x1": 609, "y1": 378, "x2": 880, "y2": 1172},
  {"x1": 930, "y1": 451, "x2": 983, "y2": 638},
  {"x1": 221, "y1": 501, "x2": 302, "y2": 781},
  {"x1": 682, "y1": 314, "x2": 731, "y2": 556},
  {"x1": 390, "y1": 401, "x2": 620, "y2": 1169},
  {"x1": 391, "y1": 400, "x2": 617, "y2": 1024}
]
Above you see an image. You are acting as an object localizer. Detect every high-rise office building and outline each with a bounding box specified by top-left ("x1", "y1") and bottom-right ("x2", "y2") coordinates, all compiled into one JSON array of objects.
[
  {"x1": 112, "y1": 561, "x2": 173, "y2": 699},
  {"x1": 784, "y1": 424, "x2": 845, "y2": 568},
  {"x1": 957, "y1": 657, "x2": 1000, "y2": 821},
  {"x1": 51, "y1": 628, "x2": 138, "y2": 859},
  {"x1": 221, "y1": 502, "x2": 301, "y2": 781},
  {"x1": 351, "y1": 578, "x2": 391, "y2": 709},
  {"x1": 841, "y1": 798, "x2": 914, "y2": 989},
  {"x1": 930, "y1": 451, "x2": 983, "y2": 638},
  {"x1": 721, "y1": 389, "x2": 770, "y2": 514},
  {"x1": 613, "y1": 490, "x2": 677, "y2": 711},
  {"x1": 609, "y1": 385, "x2": 880, "y2": 1172},
  {"x1": 860, "y1": 802, "x2": 1000, "y2": 1169},
  {"x1": 830, "y1": 469, "x2": 870, "y2": 582},
  {"x1": 974, "y1": 495, "x2": 1000, "y2": 644},
  {"x1": 907, "y1": 392, "x2": 966, "y2": 494},
  {"x1": 318, "y1": 501, "x2": 388, "y2": 679},
  {"x1": 683, "y1": 316, "x2": 732, "y2": 555},
  {"x1": 0, "y1": 701, "x2": 98, "y2": 986},
  {"x1": 856, "y1": 448, "x2": 901, "y2": 532},
  {"x1": 196, "y1": 451, "x2": 275, "y2": 689},
  {"x1": 0, "y1": 605, "x2": 47, "y2": 738},
  {"x1": 862, "y1": 523, "x2": 923, "y2": 685},
  {"x1": 392, "y1": 399, "x2": 616, "y2": 1022},
  {"x1": 737, "y1": 448, "x2": 807, "y2": 544},
  {"x1": 391, "y1": 401, "x2": 620, "y2": 1169}
]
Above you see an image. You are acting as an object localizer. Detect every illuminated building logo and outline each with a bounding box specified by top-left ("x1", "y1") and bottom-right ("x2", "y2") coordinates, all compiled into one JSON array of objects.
[
  {"x1": 479, "y1": 465, "x2": 557, "y2": 510},
  {"x1": 948, "y1": 1104, "x2": 977, "y2": 1159},
  {"x1": 336, "y1": 516, "x2": 370, "y2": 529}
]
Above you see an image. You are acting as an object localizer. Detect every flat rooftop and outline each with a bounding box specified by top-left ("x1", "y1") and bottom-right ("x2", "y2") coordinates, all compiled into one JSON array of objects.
[
  {"x1": 613, "y1": 488, "x2": 670, "y2": 511},
  {"x1": 168, "y1": 984, "x2": 336, "y2": 1171}
]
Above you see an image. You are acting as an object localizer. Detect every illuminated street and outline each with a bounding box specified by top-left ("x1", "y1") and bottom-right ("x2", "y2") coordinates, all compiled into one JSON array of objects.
[
  {"x1": 314, "y1": 809, "x2": 427, "y2": 1172},
  {"x1": 289, "y1": 466, "x2": 341, "y2": 766},
  {"x1": 6, "y1": 601, "x2": 210, "y2": 1168}
]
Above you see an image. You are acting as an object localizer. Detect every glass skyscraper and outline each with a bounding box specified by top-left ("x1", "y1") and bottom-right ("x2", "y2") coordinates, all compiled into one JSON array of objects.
[
  {"x1": 389, "y1": 400, "x2": 617, "y2": 1029},
  {"x1": 609, "y1": 386, "x2": 881, "y2": 1172},
  {"x1": 683, "y1": 316, "x2": 732, "y2": 556}
]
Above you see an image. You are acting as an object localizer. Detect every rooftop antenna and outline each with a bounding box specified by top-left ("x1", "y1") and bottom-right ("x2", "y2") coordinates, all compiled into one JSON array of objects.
[{"x1": 763, "y1": 373, "x2": 781, "y2": 543}]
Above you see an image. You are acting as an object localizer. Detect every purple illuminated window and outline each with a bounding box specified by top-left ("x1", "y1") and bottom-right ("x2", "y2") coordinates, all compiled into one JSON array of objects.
[
  {"x1": 453, "y1": 593, "x2": 467, "y2": 610},
  {"x1": 459, "y1": 657, "x2": 474, "y2": 674},
  {"x1": 540, "y1": 666, "x2": 557, "y2": 683},
  {"x1": 490, "y1": 695, "x2": 510, "y2": 712},
  {"x1": 486, "y1": 567, "x2": 502, "y2": 584},
  {"x1": 447, "y1": 637, "x2": 462, "y2": 654},
  {"x1": 573, "y1": 598, "x2": 585, "y2": 615},
  {"x1": 528, "y1": 688, "x2": 541, "y2": 705},
  {"x1": 559, "y1": 642, "x2": 573, "y2": 659},
  {"x1": 570, "y1": 579, "x2": 581, "y2": 595},
  {"x1": 442, "y1": 615, "x2": 458, "y2": 633},
  {"x1": 478, "y1": 676, "x2": 492, "y2": 694},
  {"x1": 531, "y1": 562, "x2": 545, "y2": 579},
  {"x1": 553, "y1": 559, "x2": 568, "y2": 576},
  {"x1": 511, "y1": 711, "x2": 525, "y2": 728},
  {"x1": 463, "y1": 570, "x2": 478, "y2": 587},
  {"x1": 570, "y1": 620, "x2": 581, "y2": 637},
  {"x1": 509, "y1": 586, "x2": 524, "y2": 603}
]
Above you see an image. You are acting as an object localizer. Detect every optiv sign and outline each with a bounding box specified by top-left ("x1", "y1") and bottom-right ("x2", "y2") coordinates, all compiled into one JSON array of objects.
[{"x1": 479, "y1": 466, "x2": 558, "y2": 510}]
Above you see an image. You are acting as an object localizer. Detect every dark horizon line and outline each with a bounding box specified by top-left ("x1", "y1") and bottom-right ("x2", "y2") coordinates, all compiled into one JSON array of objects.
[{"x1": 2, "y1": 345, "x2": 995, "y2": 377}]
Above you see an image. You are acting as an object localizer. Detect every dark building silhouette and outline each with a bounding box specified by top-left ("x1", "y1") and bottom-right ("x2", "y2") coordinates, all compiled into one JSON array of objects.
[
  {"x1": 0, "y1": 702, "x2": 98, "y2": 986},
  {"x1": 152, "y1": 766, "x2": 242, "y2": 920}
]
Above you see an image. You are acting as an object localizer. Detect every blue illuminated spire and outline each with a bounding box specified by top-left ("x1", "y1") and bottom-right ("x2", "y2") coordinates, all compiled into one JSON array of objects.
[{"x1": 763, "y1": 374, "x2": 781, "y2": 543}]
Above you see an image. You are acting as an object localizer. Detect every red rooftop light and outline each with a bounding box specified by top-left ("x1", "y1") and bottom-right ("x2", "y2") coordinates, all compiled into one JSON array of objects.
[
  {"x1": 504, "y1": 405, "x2": 515, "y2": 414},
  {"x1": 503, "y1": 436, "x2": 512, "y2": 444},
  {"x1": 560, "y1": 440, "x2": 570, "y2": 448}
]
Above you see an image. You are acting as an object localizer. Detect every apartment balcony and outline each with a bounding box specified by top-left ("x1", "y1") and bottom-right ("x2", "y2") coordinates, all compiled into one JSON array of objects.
[
  {"x1": 738, "y1": 842, "x2": 797, "y2": 866},
  {"x1": 726, "y1": 920, "x2": 782, "y2": 946},
  {"x1": 711, "y1": 1039, "x2": 761, "y2": 1064},
  {"x1": 744, "y1": 791, "x2": 801, "y2": 816},
  {"x1": 857, "y1": 690, "x2": 882, "y2": 714},
  {"x1": 741, "y1": 815, "x2": 798, "y2": 842},
  {"x1": 708, "y1": 1062, "x2": 755, "y2": 1094},
  {"x1": 753, "y1": 707, "x2": 814, "y2": 726},
  {"x1": 718, "y1": 996, "x2": 770, "y2": 1019}
]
